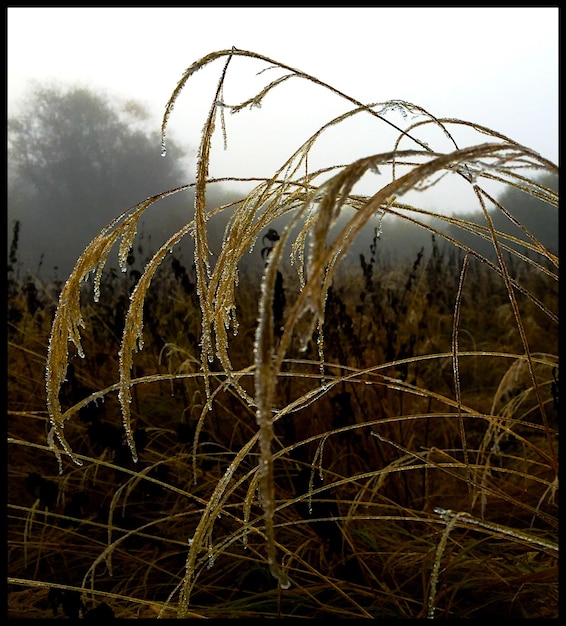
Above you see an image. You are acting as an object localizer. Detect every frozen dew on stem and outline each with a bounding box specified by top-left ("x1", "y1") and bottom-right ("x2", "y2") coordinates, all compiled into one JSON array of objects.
[
  {"x1": 278, "y1": 571, "x2": 291, "y2": 590},
  {"x1": 375, "y1": 210, "x2": 385, "y2": 238},
  {"x1": 207, "y1": 547, "x2": 216, "y2": 570}
]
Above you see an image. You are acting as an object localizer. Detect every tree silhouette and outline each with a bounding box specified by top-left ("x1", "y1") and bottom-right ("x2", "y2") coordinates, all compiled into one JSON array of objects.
[
  {"x1": 8, "y1": 84, "x2": 197, "y2": 278},
  {"x1": 490, "y1": 172, "x2": 558, "y2": 255},
  {"x1": 442, "y1": 172, "x2": 558, "y2": 261}
]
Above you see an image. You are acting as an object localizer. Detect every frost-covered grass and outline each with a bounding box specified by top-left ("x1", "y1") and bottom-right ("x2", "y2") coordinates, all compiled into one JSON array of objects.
[{"x1": 8, "y1": 48, "x2": 558, "y2": 618}]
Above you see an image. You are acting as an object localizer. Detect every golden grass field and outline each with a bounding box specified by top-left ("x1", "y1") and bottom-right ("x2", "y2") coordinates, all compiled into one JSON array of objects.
[{"x1": 8, "y1": 48, "x2": 558, "y2": 618}]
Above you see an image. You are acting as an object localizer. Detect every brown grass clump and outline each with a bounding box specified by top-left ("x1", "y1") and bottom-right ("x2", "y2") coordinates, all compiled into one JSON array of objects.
[{"x1": 8, "y1": 48, "x2": 557, "y2": 618}]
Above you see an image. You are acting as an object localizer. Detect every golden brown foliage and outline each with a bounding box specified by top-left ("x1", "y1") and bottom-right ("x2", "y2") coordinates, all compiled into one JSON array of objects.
[{"x1": 8, "y1": 48, "x2": 558, "y2": 618}]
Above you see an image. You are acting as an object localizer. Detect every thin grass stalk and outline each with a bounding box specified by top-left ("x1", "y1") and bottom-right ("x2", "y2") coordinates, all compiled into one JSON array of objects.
[
  {"x1": 253, "y1": 229, "x2": 293, "y2": 590},
  {"x1": 427, "y1": 508, "x2": 462, "y2": 618},
  {"x1": 192, "y1": 50, "x2": 235, "y2": 401},
  {"x1": 451, "y1": 253, "x2": 472, "y2": 505}
]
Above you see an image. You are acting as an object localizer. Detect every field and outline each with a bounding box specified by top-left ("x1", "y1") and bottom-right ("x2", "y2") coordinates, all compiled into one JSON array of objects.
[{"x1": 7, "y1": 48, "x2": 558, "y2": 618}]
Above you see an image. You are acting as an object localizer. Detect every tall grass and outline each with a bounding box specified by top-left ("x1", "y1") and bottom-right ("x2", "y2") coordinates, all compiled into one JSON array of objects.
[{"x1": 8, "y1": 48, "x2": 558, "y2": 618}]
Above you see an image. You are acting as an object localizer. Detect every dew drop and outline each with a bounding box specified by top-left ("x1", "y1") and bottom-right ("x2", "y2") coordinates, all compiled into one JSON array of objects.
[
  {"x1": 376, "y1": 213, "x2": 385, "y2": 238},
  {"x1": 278, "y1": 574, "x2": 291, "y2": 590}
]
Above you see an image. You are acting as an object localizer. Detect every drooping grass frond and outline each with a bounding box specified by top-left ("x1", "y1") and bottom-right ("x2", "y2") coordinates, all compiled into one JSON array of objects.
[
  {"x1": 46, "y1": 186, "x2": 188, "y2": 469},
  {"x1": 118, "y1": 219, "x2": 195, "y2": 463},
  {"x1": 30, "y1": 48, "x2": 558, "y2": 618}
]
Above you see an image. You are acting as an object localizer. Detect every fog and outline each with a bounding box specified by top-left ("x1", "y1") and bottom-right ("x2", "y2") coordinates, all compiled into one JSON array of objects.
[{"x1": 7, "y1": 8, "x2": 558, "y2": 282}]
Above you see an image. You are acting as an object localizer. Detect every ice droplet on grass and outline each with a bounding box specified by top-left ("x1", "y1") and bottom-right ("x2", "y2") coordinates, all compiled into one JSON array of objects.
[
  {"x1": 207, "y1": 547, "x2": 216, "y2": 570},
  {"x1": 278, "y1": 573, "x2": 291, "y2": 589}
]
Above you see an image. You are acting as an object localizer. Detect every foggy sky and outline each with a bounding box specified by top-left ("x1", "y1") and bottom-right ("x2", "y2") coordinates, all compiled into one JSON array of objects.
[
  {"x1": 8, "y1": 8, "x2": 558, "y2": 169},
  {"x1": 7, "y1": 7, "x2": 559, "y2": 278}
]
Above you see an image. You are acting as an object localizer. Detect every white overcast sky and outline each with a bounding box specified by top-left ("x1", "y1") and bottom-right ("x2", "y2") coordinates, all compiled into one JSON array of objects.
[{"x1": 7, "y1": 6, "x2": 559, "y2": 214}]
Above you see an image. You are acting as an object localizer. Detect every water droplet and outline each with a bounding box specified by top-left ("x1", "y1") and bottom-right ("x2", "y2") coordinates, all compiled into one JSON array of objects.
[{"x1": 278, "y1": 575, "x2": 291, "y2": 590}]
